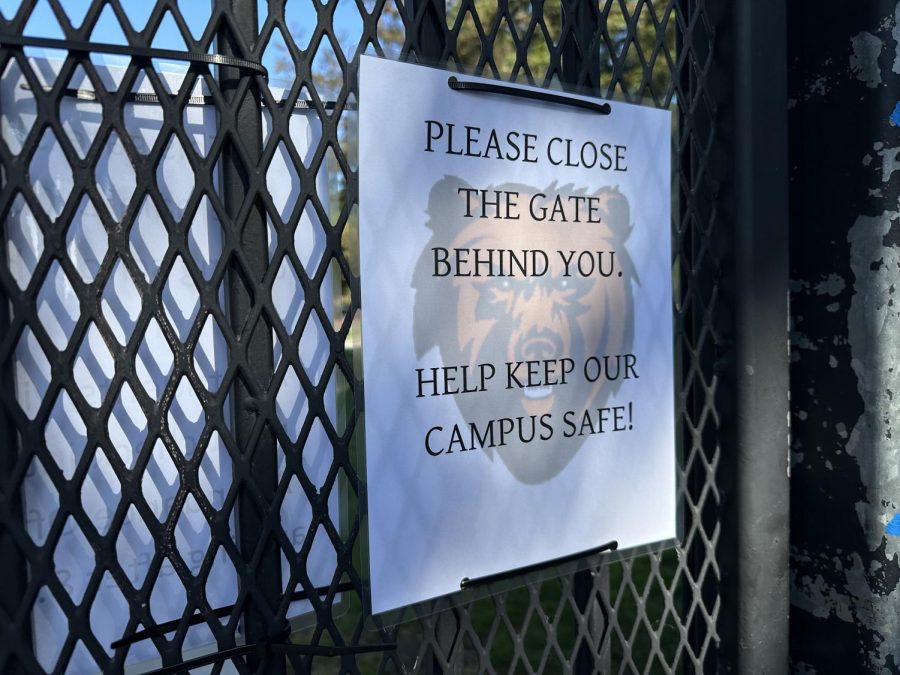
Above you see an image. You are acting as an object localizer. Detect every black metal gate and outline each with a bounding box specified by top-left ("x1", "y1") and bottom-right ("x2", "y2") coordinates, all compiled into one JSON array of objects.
[{"x1": 0, "y1": 1, "x2": 777, "y2": 673}]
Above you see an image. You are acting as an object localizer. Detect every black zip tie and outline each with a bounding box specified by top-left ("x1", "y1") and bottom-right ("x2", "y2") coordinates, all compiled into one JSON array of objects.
[
  {"x1": 142, "y1": 641, "x2": 397, "y2": 675},
  {"x1": 0, "y1": 33, "x2": 268, "y2": 79},
  {"x1": 19, "y1": 84, "x2": 353, "y2": 110},
  {"x1": 111, "y1": 580, "x2": 355, "y2": 649},
  {"x1": 448, "y1": 75, "x2": 611, "y2": 115},
  {"x1": 460, "y1": 540, "x2": 618, "y2": 589}
]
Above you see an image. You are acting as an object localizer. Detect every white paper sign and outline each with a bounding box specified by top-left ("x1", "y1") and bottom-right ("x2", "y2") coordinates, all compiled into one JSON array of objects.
[{"x1": 358, "y1": 56, "x2": 676, "y2": 615}]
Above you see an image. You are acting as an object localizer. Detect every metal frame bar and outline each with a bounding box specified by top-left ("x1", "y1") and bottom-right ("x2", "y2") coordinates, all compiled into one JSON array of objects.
[{"x1": 0, "y1": 213, "x2": 28, "y2": 675}]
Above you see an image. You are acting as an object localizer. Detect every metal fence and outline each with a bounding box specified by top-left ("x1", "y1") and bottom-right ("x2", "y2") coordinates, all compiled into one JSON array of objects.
[{"x1": 0, "y1": 0, "x2": 728, "y2": 673}]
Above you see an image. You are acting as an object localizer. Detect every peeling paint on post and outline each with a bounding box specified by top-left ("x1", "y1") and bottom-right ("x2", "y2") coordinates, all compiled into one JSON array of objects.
[
  {"x1": 850, "y1": 32, "x2": 885, "y2": 87},
  {"x1": 790, "y1": 1, "x2": 900, "y2": 672}
]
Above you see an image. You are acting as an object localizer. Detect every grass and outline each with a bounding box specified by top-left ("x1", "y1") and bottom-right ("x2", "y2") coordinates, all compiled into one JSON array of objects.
[{"x1": 285, "y1": 549, "x2": 682, "y2": 674}]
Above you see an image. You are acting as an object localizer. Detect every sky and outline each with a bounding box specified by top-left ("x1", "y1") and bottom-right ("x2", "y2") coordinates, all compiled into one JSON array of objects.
[{"x1": 4, "y1": 0, "x2": 368, "y2": 86}]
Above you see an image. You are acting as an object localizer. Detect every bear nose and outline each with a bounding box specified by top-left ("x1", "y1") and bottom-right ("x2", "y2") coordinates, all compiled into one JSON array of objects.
[{"x1": 518, "y1": 331, "x2": 561, "y2": 361}]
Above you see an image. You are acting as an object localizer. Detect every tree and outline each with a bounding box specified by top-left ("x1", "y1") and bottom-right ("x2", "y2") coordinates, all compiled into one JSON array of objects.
[{"x1": 272, "y1": 1, "x2": 676, "y2": 101}]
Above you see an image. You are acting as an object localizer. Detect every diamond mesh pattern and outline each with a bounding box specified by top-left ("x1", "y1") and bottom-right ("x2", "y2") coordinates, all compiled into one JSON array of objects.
[{"x1": 0, "y1": 0, "x2": 722, "y2": 673}]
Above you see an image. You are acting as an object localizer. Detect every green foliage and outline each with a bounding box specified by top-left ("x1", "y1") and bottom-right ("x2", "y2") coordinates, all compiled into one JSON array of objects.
[
  {"x1": 273, "y1": 1, "x2": 676, "y2": 98},
  {"x1": 446, "y1": 0, "x2": 674, "y2": 97}
]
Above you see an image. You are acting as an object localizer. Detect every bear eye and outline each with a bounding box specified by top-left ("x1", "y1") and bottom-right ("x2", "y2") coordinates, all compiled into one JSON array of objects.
[
  {"x1": 552, "y1": 273, "x2": 593, "y2": 299},
  {"x1": 483, "y1": 277, "x2": 513, "y2": 299},
  {"x1": 474, "y1": 278, "x2": 513, "y2": 321},
  {"x1": 552, "y1": 275, "x2": 574, "y2": 293}
]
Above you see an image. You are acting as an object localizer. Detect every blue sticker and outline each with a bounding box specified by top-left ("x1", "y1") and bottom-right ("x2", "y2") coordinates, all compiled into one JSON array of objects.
[
  {"x1": 886, "y1": 514, "x2": 900, "y2": 536},
  {"x1": 890, "y1": 102, "x2": 900, "y2": 127}
]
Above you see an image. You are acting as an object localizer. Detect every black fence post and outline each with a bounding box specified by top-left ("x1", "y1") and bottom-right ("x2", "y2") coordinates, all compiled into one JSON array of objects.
[
  {"x1": 0, "y1": 240, "x2": 29, "y2": 675},
  {"x1": 0, "y1": 9, "x2": 34, "y2": 672},
  {"x1": 561, "y1": 0, "x2": 601, "y2": 94},
  {"x1": 408, "y1": 0, "x2": 446, "y2": 65},
  {"x1": 718, "y1": 0, "x2": 790, "y2": 671},
  {"x1": 217, "y1": 0, "x2": 284, "y2": 671}
]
